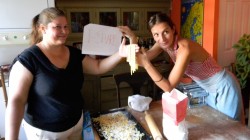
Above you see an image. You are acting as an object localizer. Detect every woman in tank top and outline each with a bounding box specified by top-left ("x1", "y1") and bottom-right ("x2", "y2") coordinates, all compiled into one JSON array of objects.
[{"x1": 119, "y1": 13, "x2": 244, "y2": 124}]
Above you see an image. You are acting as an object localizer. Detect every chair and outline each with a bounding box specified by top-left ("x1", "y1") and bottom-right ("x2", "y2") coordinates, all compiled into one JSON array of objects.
[
  {"x1": 0, "y1": 64, "x2": 10, "y2": 107},
  {"x1": 113, "y1": 71, "x2": 152, "y2": 107}
]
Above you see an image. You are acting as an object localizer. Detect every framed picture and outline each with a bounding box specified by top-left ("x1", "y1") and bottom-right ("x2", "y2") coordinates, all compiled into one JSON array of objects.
[
  {"x1": 96, "y1": 8, "x2": 120, "y2": 27},
  {"x1": 99, "y1": 12, "x2": 117, "y2": 27},
  {"x1": 70, "y1": 12, "x2": 89, "y2": 33},
  {"x1": 122, "y1": 11, "x2": 140, "y2": 31},
  {"x1": 67, "y1": 9, "x2": 94, "y2": 34}
]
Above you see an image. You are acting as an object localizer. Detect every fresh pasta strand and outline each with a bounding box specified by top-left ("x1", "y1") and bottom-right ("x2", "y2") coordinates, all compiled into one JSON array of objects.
[{"x1": 126, "y1": 44, "x2": 138, "y2": 75}]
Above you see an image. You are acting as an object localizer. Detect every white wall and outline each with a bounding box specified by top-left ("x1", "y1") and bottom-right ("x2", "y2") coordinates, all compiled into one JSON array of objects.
[{"x1": 217, "y1": 0, "x2": 250, "y2": 67}]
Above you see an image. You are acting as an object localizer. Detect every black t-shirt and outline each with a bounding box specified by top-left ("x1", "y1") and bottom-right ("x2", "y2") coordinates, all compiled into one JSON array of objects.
[{"x1": 12, "y1": 45, "x2": 85, "y2": 132}]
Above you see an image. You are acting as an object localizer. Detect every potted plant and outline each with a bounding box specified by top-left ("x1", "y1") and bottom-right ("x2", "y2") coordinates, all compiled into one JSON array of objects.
[{"x1": 233, "y1": 34, "x2": 250, "y2": 88}]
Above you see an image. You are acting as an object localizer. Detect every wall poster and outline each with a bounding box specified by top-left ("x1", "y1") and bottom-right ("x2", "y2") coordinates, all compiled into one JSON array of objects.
[{"x1": 181, "y1": 0, "x2": 203, "y2": 45}]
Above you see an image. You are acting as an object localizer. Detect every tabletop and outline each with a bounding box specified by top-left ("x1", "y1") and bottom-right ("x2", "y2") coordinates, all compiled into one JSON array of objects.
[{"x1": 128, "y1": 100, "x2": 250, "y2": 140}]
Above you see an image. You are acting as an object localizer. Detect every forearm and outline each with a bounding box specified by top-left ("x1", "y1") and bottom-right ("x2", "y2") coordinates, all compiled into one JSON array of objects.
[
  {"x1": 143, "y1": 61, "x2": 173, "y2": 92},
  {"x1": 146, "y1": 44, "x2": 163, "y2": 61},
  {"x1": 97, "y1": 52, "x2": 124, "y2": 74},
  {"x1": 5, "y1": 100, "x2": 25, "y2": 140}
]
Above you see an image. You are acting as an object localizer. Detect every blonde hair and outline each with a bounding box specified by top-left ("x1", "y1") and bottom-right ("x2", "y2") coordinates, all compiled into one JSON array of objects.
[{"x1": 30, "y1": 7, "x2": 66, "y2": 45}]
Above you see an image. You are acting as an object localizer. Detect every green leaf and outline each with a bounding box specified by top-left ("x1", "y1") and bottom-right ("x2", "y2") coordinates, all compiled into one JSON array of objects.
[
  {"x1": 247, "y1": 53, "x2": 250, "y2": 59},
  {"x1": 233, "y1": 43, "x2": 241, "y2": 49},
  {"x1": 241, "y1": 72, "x2": 248, "y2": 81},
  {"x1": 232, "y1": 33, "x2": 250, "y2": 88},
  {"x1": 240, "y1": 79, "x2": 247, "y2": 89}
]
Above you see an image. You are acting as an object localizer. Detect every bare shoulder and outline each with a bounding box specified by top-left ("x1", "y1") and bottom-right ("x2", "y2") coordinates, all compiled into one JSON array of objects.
[
  {"x1": 178, "y1": 38, "x2": 189, "y2": 45},
  {"x1": 178, "y1": 38, "x2": 203, "y2": 51},
  {"x1": 178, "y1": 38, "x2": 209, "y2": 61},
  {"x1": 177, "y1": 38, "x2": 192, "y2": 53},
  {"x1": 178, "y1": 38, "x2": 199, "y2": 47}
]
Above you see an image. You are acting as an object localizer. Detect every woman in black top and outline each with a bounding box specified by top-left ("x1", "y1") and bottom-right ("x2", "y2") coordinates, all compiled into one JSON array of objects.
[{"x1": 5, "y1": 7, "x2": 138, "y2": 140}]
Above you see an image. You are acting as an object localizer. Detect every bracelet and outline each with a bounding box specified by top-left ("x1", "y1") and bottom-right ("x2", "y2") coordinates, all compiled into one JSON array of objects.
[{"x1": 154, "y1": 75, "x2": 163, "y2": 82}]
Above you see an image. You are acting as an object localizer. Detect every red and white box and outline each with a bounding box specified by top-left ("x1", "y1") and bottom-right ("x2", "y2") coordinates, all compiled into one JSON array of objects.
[{"x1": 162, "y1": 88, "x2": 188, "y2": 125}]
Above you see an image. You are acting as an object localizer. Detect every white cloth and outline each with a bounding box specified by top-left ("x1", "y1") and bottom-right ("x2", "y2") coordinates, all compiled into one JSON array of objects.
[
  {"x1": 22, "y1": 114, "x2": 83, "y2": 140},
  {"x1": 128, "y1": 94, "x2": 152, "y2": 112}
]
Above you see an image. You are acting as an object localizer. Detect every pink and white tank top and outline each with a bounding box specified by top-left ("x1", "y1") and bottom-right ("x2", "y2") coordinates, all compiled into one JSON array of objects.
[
  {"x1": 166, "y1": 37, "x2": 222, "y2": 81},
  {"x1": 185, "y1": 56, "x2": 222, "y2": 81}
]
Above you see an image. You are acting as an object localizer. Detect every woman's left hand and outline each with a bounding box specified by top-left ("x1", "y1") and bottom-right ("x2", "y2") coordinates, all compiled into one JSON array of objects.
[
  {"x1": 118, "y1": 26, "x2": 138, "y2": 44},
  {"x1": 119, "y1": 37, "x2": 140, "y2": 57}
]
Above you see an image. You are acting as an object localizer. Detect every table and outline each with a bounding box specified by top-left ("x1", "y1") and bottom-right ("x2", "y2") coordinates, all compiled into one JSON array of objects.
[{"x1": 128, "y1": 100, "x2": 250, "y2": 140}]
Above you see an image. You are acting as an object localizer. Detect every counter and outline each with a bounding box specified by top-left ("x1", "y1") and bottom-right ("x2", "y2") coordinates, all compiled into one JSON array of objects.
[{"x1": 128, "y1": 101, "x2": 250, "y2": 140}]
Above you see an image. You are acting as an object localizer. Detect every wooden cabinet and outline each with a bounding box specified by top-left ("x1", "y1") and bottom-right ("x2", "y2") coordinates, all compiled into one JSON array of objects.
[
  {"x1": 82, "y1": 62, "x2": 135, "y2": 112},
  {"x1": 81, "y1": 74, "x2": 101, "y2": 113},
  {"x1": 56, "y1": 0, "x2": 171, "y2": 112},
  {"x1": 100, "y1": 76, "x2": 119, "y2": 111},
  {"x1": 81, "y1": 58, "x2": 173, "y2": 113},
  {"x1": 95, "y1": 8, "x2": 168, "y2": 37},
  {"x1": 65, "y1": 8, "x2": 168, "y2": 38},
  {"x1": 56, "y1": 0, "x2": 171, "y2": 41}
]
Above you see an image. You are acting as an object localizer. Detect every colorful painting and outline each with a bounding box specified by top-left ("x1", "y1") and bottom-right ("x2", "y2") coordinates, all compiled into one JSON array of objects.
[{"x1": 181, "y1": 0, "x2": 203, "y2": 45}]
